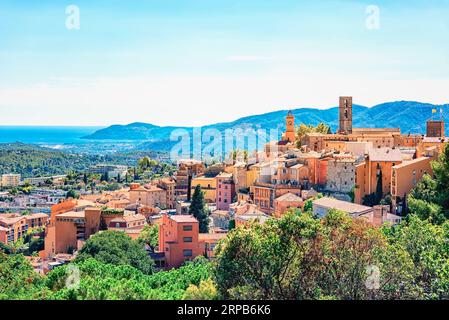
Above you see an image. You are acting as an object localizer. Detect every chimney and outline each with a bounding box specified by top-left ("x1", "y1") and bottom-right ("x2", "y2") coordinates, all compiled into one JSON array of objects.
[{"x1": 373, "y1": 205, "x2": 389, "y2": 227}]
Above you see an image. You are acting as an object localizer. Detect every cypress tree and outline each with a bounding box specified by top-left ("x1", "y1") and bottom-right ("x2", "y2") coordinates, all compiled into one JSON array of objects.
[
  {"x1": 189, "y1": 185, "x2": 209, "y2": 233},
  {"x1": 375, "y1": 168, "x2": 383, "y2": 204}
]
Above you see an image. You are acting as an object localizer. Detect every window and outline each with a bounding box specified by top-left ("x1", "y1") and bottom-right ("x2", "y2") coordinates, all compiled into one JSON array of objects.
[
  {"x1": 183, "y1": 249, "x2": 193, "y2": 257},
  {"x1": 183, "y1": 237, "x2": 193, "y2": 243},
  {"x1": 115, "y1": 223, "x2": 120, "y2": 228},
  {"x1": 183, "y1": 225, "x2": 193, "y2": 231}
]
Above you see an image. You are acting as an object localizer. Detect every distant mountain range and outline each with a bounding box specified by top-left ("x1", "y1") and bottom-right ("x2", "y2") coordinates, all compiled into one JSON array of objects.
[{"x1": 83, "y1": 101, "x2": 449, "y2": 152}]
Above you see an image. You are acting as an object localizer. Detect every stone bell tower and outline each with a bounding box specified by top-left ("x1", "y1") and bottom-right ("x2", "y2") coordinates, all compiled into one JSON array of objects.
[
  {"x1": 284, "y1": 111, "x2": 296, "y2": 142},
  {"x1": 338, "y1": 96, "x2": 353, "y2": 135}
]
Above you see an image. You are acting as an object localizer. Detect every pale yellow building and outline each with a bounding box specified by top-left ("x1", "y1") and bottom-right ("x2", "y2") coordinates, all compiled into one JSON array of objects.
[{"x1": 191, "y1": 176, "x2": 217, "y2": 203}]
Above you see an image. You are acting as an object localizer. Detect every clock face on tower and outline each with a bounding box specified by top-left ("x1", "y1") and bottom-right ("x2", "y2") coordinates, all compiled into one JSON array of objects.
[{"x1": 288, "y1": 121, "x2": 293, "y2": 126}]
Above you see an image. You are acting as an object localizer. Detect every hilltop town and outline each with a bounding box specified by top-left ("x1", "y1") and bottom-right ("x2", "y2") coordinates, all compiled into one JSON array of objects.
[
  {"x1": 1, "y1": 96, "x2": 448, "y2": 299},
  {"x1": 1, "y1": 96, "x2": 447, "y2": 268}
]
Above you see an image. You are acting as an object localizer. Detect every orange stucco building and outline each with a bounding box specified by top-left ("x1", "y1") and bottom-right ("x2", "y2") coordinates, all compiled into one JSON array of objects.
[
  {"x1": 391, "y1": 156, "x2": 433, "y2": 214},
  {"x1": 354, "y1": 147, "x2": 404, "y2": 204},
  {"x1": 44, "y1": 200, "x2": 101, "y2": 258},
  {"x1": 158, "y1": 214, "x2": 204, "y2": 269},
  {"x1": 0, "y1": 213, "x2": 48, "y2": 245}
]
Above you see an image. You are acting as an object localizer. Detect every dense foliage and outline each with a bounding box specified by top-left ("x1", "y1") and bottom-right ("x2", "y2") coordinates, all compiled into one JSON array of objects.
[
  {"x1": 0, "y1": 143, "x2": 173, "y2": 179},
  {"x1": 45, "y1": 257, "x2": 212, "y2": 300},
  {"x1": 214, "y1": 210, "x2": 419, "y2": 300},
  {"x1": 382, "y1": 215, "x2": 449, "y2": 299},
  {"x1": 76, "y1": 231, "x2": 154, "y2": 275},
  {"x1": 0, "y1": 251, "x2": 212, "y2": 300},
  {"x1": 0, "y1": 252, "x2": 51, "y2": 299}
]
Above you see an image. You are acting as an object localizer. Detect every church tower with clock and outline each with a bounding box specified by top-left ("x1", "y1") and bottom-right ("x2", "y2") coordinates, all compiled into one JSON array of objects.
[{"x1": 283, "y1": 110, "x2": 296, "y2": 143}]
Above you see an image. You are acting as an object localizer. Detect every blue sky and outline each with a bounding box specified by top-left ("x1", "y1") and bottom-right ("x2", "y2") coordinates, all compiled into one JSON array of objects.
[{"x1": 1, "y1": 0, "x2": 449, "y2": 126}]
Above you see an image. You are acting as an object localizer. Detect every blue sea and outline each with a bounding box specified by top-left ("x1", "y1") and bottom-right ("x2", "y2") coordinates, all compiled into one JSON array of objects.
[{"x1": 0, "y1": 126, "x2": 103, "y2": 145}]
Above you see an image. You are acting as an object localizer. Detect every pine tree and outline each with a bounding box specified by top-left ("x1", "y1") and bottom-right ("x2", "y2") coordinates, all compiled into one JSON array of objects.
[{"x1": 189, "y1": 185, "x2": 209, "y2": 233}]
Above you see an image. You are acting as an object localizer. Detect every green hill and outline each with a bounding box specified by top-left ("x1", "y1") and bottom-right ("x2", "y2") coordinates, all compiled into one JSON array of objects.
[{"x1": 83, "y1": 101, "x2": 449, "y2": 152}]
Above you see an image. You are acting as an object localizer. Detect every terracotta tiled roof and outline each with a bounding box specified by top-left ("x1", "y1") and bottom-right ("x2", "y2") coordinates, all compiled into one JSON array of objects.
[
  {"x1": 313, "y1": 197, "x2": 372, "y2": 215},
  {"x1": 368, "y1": 148, "x2": 403, "y2": 162},
  {"x1": 275, "y1": 193, "x2": 303, "y2": 202}
]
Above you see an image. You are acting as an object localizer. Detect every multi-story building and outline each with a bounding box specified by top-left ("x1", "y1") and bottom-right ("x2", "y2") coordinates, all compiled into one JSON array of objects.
[
  {"x1": 190, "y1": 176, "x2": 217, "y2": 203},
  {"x1": 88, "y1": 164, "x2": 128, "y2": 180},
  {"x1": 1, "y1": 174, "x2": 21, "y2": 187},
  {"x1": 324, "y1": 157, "x2": 357, "y2": 193},
  {"x1": 129, "y1": 184, "x2": 168, "y2": 209},
  {"x1": 251, "y1": 182, "x2": 302, "y2": 215},
  {"x1": 174, "y1": 159, "x2": 205, "y2": 198},
  {"x1": 273, "y1": 193, "x2": 304, "y2": 217},
  {"x1": 391, "y1": 156, "x2": 433, "y2": 214},
  {"x1": 108, "y1": 213, "x2": 147, "y2": 240},
  {"x1": 44, "y1": 200, "x2": 101, "y2": 257},
  {"x1": 354, "y1": 147, "x2": 405, "y2": 204},
  {"x1": 216, "y1": 172, "x2": 236, "y2": 211},
  {"x1": 0, "y1": 213, "x2": 48, "y2": 244},
  {"x1": 157, "y1": 214, "x2": 204, "y2": 269},
  {"x1": 22, "y1": 175, "x2": 67, "y2": 186},
  {"x1": 156, "y1": 178, "x2": 176, "y2": 209}
]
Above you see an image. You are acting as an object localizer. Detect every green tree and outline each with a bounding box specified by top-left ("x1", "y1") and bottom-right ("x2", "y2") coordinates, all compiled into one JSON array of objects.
[
  {"x1": 295, "y1": 123, "x2": 331, "y2": 148},
  {"x1": 76, "y1": 231, "x2": 154, "y2": 275},
  {"x1": 189, "y1": 185, "x2": 209, "y2": 233},
  {"x1": 66, "y1": 189, "x2": 79, "y2": 199},
  {"x1": 383, "y1": 215, "x2": 449, "y2": 299},
  {"x1": 183, "y1": 278, "x2": 218, "y2": 300},
  {"x1": 214, "y1": 211, "x2": 417, "y2": 300},
  {"x1": 375, "y1": 167, "x2": 383, "y2": 204},
  {"x1": 0, "y1": 251, "x2": 50, "y2": 299},
  {"x1": 137, "y1": 224, "x2": 159, "y2": 252},
  {"x1": 45, "y1": 256, "x2": 212, "y2": 300}
]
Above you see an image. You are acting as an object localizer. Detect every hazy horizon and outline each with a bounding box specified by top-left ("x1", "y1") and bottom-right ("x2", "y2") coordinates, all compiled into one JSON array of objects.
[{"x1": 0, "y1": 99, "x2": 447, "y2": 128}]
